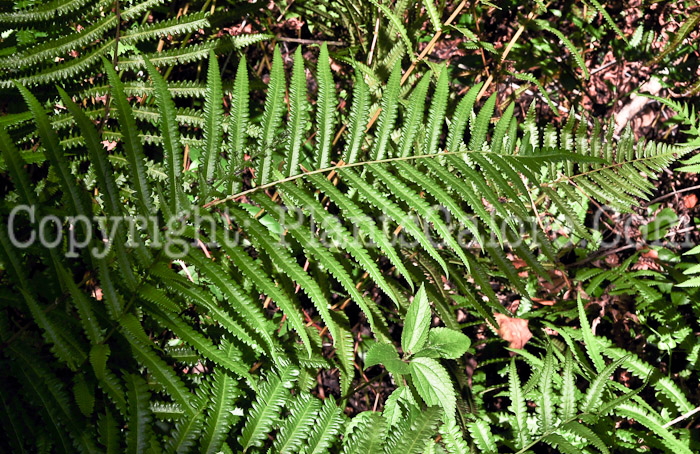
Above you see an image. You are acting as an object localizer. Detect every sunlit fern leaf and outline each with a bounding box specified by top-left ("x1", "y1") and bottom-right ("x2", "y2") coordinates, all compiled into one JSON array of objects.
[
  {"x1": 305, "y1": 397, "x2": 344, "y2": 454},
  {"x1": 446, "y1": 83, "x2": 482, "y2": 154},
  {"x1": 536, "y1": 20, "x2": 589, "y2": 79},
  {"x1": 315, "y1": 43, "x2": 336, "y2": 169},
  {"x1": 275, "y1": 181, "x2": 398, "y2": 307},
  {"x1": 239, "y1": 366, "x2": 299, "y2": 450},
  {"x1": 120, "y1": 315, "x2": 195, "y2": 416},
  {"x1": 200, "y1": 344, "x2": 241, "y2": 454},
  {"x1": 228, "y1": 56, "x2": 250, "y2": 194},
  {"x1": 398, "y1": 71, "x2": 431, "y2": 158},
  {"x1": 368, "y1": 0, "x2": 415, "y2": 60},
  {"x1": 102, "y1": 57, "x2": 154, "y2": 217},
  {"x1": 142, "y1": 58, "x2": 183, "y2": 215},
  {"x1": 562, "y1": 421, "x2": 609, "y2": 454},
  {"x1": 614, "y1": 404, "x2": 692, "y2": 454},
  {"x1": 144, "y1": 303, "x2": 254, "y2": 382},
  {"x1": 285, "y1": 47, "x2": 310, "y2": 178},
  {"x1": 258, "y1": 45, "x2": 286, "y2": 185},
  {"x1": 342, "y1": 73, "x2": 370, "y2": 164},
  {"x1": 208, "y1": 221, "x2": 312, "y2": 357},
  {"x1": 273, "y1": 393, "x2": 322, "y2": 454},
  {"x1": 306, "y1": 172, "x2": 415, "y2": 290},
  {"x1": 424, "y1": 67, "x2": 449, "y2": 155},
  {"x1": 152, "y1": 264, "x2": 264, "y2": 354},
  {"x1": 227, "y1": 205, "x2": 340, "y2": 347},
  {"x1": 560, "y1": 349, "x2": 577, "y2": 421},
  {"x1": 468, "y1": 92, "x2": 496, "y2": 152},
  {"x1": 384, "y1": 405, "x2": 441, "y2": 454},
  {"x1": 508, "y1": 358, "x2": 530, "y2": 450},
  {"x1": 184, "y1": 249, "x2": 279, "y2": 356},
  {"x1": 371, "y1": 60, "x2": 402, "y2": 160},
  {"x1": 339, "y1": 167, "x2": 449, "y2": 275},
  {"x1": 342, "y1": 412, "x2": 386, "y2": 454},
  {"x1": 0, "y1": 0, "x2": 95, "y2": 23},
  {"x1": 438, "y1": 418, "x2": 468, "y2": 454},
  {"x1": 200, "y1": 51, "x2": 224, "y2": 198},
  {"x1": 466, "y1": 419, "x2": 497, "y2": 454}
]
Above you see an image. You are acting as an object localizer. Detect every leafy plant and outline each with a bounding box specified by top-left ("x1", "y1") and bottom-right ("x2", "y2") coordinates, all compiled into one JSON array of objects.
[{"x1": 0, "y1": 7, "x2": 699, "y2": 451}]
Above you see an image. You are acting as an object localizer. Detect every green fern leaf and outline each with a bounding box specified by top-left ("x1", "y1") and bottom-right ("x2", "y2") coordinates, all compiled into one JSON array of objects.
[
  {"x1": 228, "y1": 56, "x2": 250, "y2": 194},
  {"x1": 285, "y1": 46, "x2": 309, "y2": 178},
  {"x1": 228, "y1": 205, "x2": 339, "y2": 347},
  {"x1": 273, "y1": 393, "x2": 322, "y2": 453},
  {"x1": 102, "y1": 57, "x2": 154, "y2": 216},
  {"x1": 446, "y1": 83, "x2": 482, "y2": 154},
  {"x1": 615, "y1": 404, "x2": 692, "y2": 454},
  {"x1": 200, "y1": 51, "x2": 224, "y2": 197},
  {"x1": 307, "y1": 172, "x2": 415, "y2": 290},
  {"x1": 315, "y1": 43, "x2": 336, "y2": 169},
  {"x1": 424, "y1": 67, "x2": 449, "y2": 155},
  {"x1": 239, "y1": 366, "x2": 299, "y2": 450},
  {"x1": 142, "y1": 58, "x2": 183, "y2": 214},
  {"x1": 466, "y1": 419, "x2": 497, "y2": 454},
  {"x1": 125, "y1": 374, "x2": 153, "y2": 454},
  {"x1": 306, "y1": 397, "x2": 344, "y2": 454},
  {"x1": 342, "y1": 73, "x2": 370, "y2": 164},
  {"x1": 398, "y1": 71, "x2": 431, "y2": 158},
  {"x1": 508, "y1": 358, "x2": 530, "y2": 450},
  {"x1": 582, "y1": 355, "x2": 628, "y2": 413},
  {"x1": 371, "y1": 61, "x2": 402, "y2": 160},
  {"x1": 201, "y1": 354, "x2": 241, "y2": 454},
  {"x1": 258, "y1": 45, "x2": 286, "y2": 185}
]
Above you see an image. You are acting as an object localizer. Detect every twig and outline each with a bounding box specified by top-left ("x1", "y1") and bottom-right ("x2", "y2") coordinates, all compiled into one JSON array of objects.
[
  {"x1": 276, "y1": 36, "x2": 346, "y2": 46},
  {"x1": 645, "y1": 184, "x2": 700, "y2": 206},
  {"x1": 474, "y1": 6, "x2": 543, "y2": 101},
  {"x1": 367, "y1": 16, "x2": 380, "y2": 65},
  {"x1": 663, "y1": 405, "x2": 700, "y2": 428},
  {"x1": 400, "y1": 0, "x2": 469, "y2": 85}
]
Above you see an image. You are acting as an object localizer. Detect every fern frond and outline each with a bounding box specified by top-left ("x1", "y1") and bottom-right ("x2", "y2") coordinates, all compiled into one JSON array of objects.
[
  {"x1": 142, "y1": 58, "x2": 183, "y2": 215},
  {"x1": 466, "y1": 419, "x2": 497, "y2": 454},
  {"x1": 125, "y1": 374, "x2": 153, "y2": 454},
  {"x1": 315, "y1": 43, "x2": 336, "y2": 169},
  {"x1": 239, "y1": 366, "x2": 299, "y2": 450},
  {"x1": 284, "y1": 47, "x2": 309, "y2": 178},
  {"x1": 306, "y1": 397, "x2": 344, "y2": 454},
  {"x1": 227, "y1": 56, "x2": 250, "y2": 194},
  {"x1": 201, "y1": 349, "x2": 241, "y2": 454},
  {"x1": 200, "y1": 51, "x2": 224, "y2": 197},
  {"x1": 615, "y1": 404, "x2": 692, "y2": 454},
  {"x1": 273, "y1": 393, "x2": 322, "y2": 453},
  {"x1": 257, "y1": 45, "x2": 286, "y2": 185},
  {"x1": 371, "y1": 60, "x2": 402, "y2": 160},
  {"x1": 102, "y1": 57, "x2": 154, "y2": 217}
]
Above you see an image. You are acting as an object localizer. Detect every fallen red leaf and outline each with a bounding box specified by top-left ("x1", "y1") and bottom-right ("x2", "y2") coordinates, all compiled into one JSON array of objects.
[
  {"x1": 684, "y1": 193, "x2": 697, "y2": 209},
  {"x1": 494, "y1": 313, "x2": 532, "y2": 349}
]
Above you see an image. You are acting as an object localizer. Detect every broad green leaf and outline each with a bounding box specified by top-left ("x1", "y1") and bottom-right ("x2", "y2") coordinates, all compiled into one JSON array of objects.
[
  {"x1": 401, "y1": 285, "x2": 431, "y2": 354},
  {"x1": 409, "y1": 357, "x2": 456, "y2": 420},
  {"x1": 364, "y1": 342, "x2": 409, "y2": 376},
  {"x1": 415, "y1": 327, "x2": 470, "y2": 359}
]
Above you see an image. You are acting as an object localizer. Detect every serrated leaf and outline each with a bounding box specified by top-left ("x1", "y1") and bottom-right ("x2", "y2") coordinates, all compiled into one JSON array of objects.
[
  {"x1": 402, "y1": 285, "x2": 431, "y2": 354},
  {"x1": 409, "y1": 357, "x2": 456, "y2": 420}
]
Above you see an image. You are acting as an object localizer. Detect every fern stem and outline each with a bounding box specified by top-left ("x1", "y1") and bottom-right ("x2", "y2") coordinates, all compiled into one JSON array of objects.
[{"x1": 203, "y1": 149, "x2": 478, "y2": 208}]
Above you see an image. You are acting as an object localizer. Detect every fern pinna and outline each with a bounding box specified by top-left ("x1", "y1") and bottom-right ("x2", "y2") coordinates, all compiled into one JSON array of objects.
[{"x1": 0, "y1": 42, "x2": 698, "y2": 453}]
